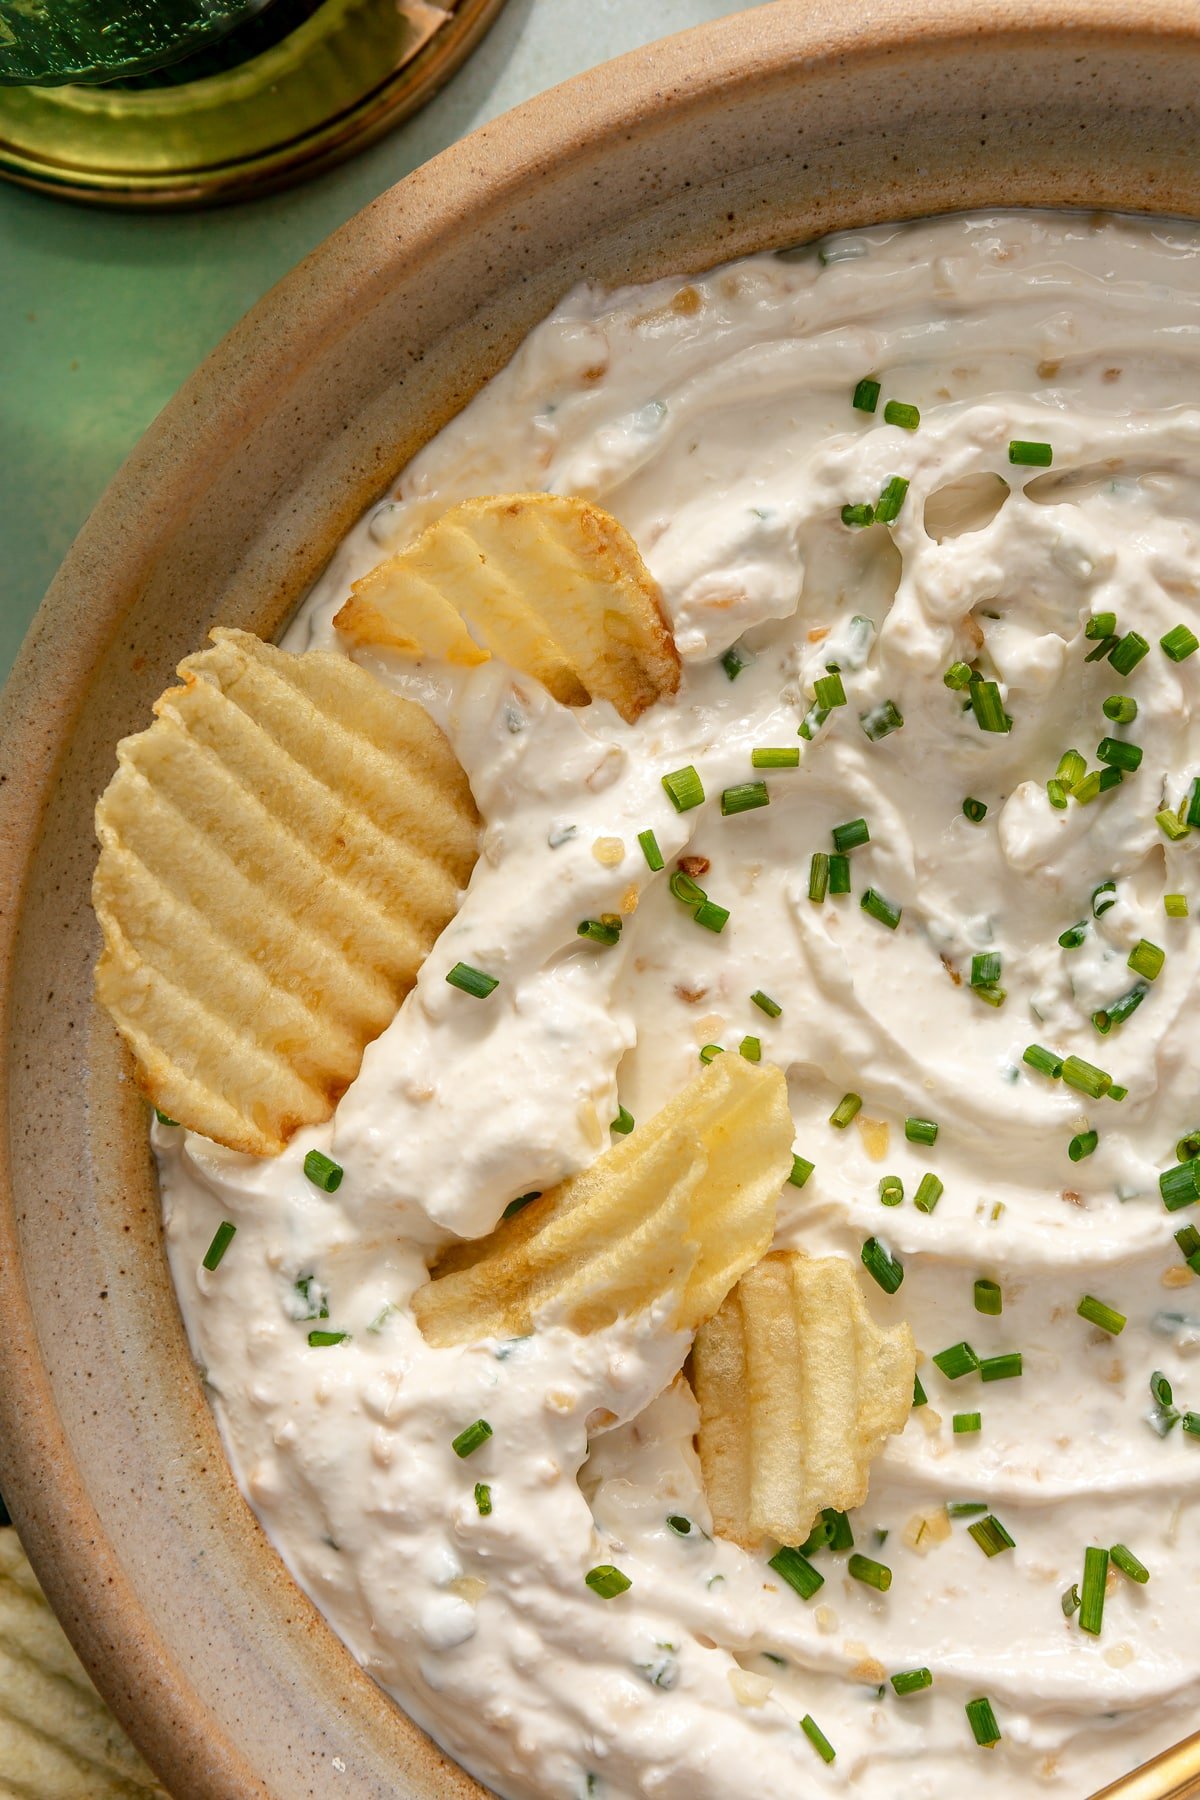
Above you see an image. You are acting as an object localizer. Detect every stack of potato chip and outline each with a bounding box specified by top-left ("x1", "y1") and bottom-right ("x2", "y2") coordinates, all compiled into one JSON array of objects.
[{"x1": 0, "y1": 1527, "x2": 167, "y2": 1798}]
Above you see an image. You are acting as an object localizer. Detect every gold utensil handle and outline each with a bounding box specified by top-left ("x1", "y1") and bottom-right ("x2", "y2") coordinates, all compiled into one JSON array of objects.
[{"x1": 1093, "y1": 1732, "x2": 1200, "y2": 1800}]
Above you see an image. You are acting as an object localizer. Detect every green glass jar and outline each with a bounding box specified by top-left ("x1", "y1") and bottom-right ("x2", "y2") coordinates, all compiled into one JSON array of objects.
[{"x1": 0, "y1": 0, "x2": 274, "y2": 86}]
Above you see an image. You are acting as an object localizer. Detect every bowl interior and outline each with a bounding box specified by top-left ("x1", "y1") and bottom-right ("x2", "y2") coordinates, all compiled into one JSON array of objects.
[{"x1": 3, "y1": 3, "x2": 1200, "y2": 1794}]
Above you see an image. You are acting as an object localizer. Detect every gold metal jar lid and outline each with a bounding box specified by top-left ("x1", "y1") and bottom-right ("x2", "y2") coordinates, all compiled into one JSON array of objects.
[{"x1": 0, "y1": 0, "x2": 508, "y2": 207}]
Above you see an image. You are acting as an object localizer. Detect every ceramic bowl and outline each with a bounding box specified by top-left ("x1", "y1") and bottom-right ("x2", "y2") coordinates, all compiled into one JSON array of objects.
[{"x1": 3, "y1": 2, "x2": 1200, "y2": 1794}]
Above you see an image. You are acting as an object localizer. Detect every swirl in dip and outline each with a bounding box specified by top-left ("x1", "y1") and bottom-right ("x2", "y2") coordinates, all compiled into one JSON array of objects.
[{"x1": 158, "y1": 211, "x2": 1200, "y2": 1799}]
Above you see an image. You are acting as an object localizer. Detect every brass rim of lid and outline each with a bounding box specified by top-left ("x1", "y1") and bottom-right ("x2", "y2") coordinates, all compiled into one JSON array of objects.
[{"x1": 0, "y1": 0, "x2": 509, "y2": 207}]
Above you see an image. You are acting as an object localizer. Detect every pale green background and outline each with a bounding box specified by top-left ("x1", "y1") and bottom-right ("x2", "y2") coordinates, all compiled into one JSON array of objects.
[{"x1": 0, "y1": 0, "x2": 757, "y2": 687}]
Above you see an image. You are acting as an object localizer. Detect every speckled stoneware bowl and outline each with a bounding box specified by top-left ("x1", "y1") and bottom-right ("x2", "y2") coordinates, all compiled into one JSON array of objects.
[{"x1": 3, "y1": 3, "x2": 1200, "y2": 1796}]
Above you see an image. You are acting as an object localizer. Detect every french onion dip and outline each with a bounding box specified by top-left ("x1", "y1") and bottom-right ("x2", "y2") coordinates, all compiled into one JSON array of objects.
[{"x1": 158, "y1": 211, "x2": 1200, "y2": 1798}]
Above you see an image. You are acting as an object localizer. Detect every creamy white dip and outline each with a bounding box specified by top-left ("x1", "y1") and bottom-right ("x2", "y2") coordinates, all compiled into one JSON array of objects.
[{"x1": 158, "y1": 211, "x2": 1200, "y2": 1798}]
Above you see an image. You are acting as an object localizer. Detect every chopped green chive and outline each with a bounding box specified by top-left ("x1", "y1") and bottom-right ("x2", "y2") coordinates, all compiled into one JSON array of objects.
[
  {"x1": 1183, "y1": 1412, "x2": 1200, "y2": 1438},
  {"x1": 1096, "y1": 737, "x2": 1143, "y2": 772},
  {"x1": 1009, "y1": 439, "x2": 1052, "y2": 467},
  {"x1": 474, "y1": 1482, "x2": 493, "y2": 1515},
  {"x1": 577, "y1": 917, "x2": 623, "y2": 946},
  {"x1": 874, "y1": 476, "x2": 910, "y2": 524},
  {"x1": 912, "y1": 1373, "x2": 928, "y2": 1407},
  {"x1": 446, "y1": 962, "x2": 500, "y2": 998},
  {"x1": 914, "y1": 1173, "x2": 944, "y2": 1215},
  {"x1": 502, "y1": 1190, "x2": 541, "y2": 1220},
  {"x1": 1109, "y1": 631, "x2": 1150, "y2": 675},
  {"x1": 954, "y1": 1412, "x2": 982, "y2": 1434},
  {"x1": 963, "y1": 797, "x2": 987, "y2": 822},
  {"x1": 828, "y1": 853, "x2": 851, "y2": 894},
  {"x1": 1073, "y1": 766, "x2": 1124, "y2": 803},
  {"x1": 721, "y1": 645, "x2": 750, "y2": 680},
  {"x1": 637, "y1": 828, "x2": 665, "y2": 871},
  {"x1": 1109, "y1": 1084, "x2": 1129, "y2": 1102},
  {"x1": 1175, "y1": 1226, "x2": 1200, "y2": 1264},
  {"x1": 1060, "y1": 918, "x2": 1089, "y2": 949},
  {"x1": 721, "y1": 780, "x2": 769, "y2": 816},
  {"x1": 1086, "y1": 635, "x2": 1120, "y2": 663},
  {"x1": 968, "y1": 1515, "x2": 1014, "y2": 1557},
  {"x1": 1069, "y1": 1130, "x2": 1099, "y2": 1163},
  {"x1": 1103, "y1": 695, "x2": 1137, "y2": 724},
  {"x1": 1062, "y1": 1055, "x2": 1112, "y2": 1099},
  {"x1": 861, "y1": 887, "x2": 902, "y2": 929},
  {"x1": 1179, "y1": 1132, "x2": 1200, "y2": 1162},
  {"x1": 809, "y1": 852, "x2": 830, "y2": 903},
  {"x1": 788, "y1": 1154, "x2": 815, "y2": 1188},
  {"x1": 970, "y1": 952, "x2": 1001, "y2": 989},
  {"x1": 966, "y1": 1697, "x2": 1002, "y2": 1747},
  {"x1": 944, "y1": 661, "x2": 973, "y2": 691},
  {"x1": 303, "y1": 1150, "x2": 344, "y2": 1193},
  {"x1": 800, "y1": 1714, "x2": 836, "y2": 1764},
  {"x1": 669, "y1": 868, "x2": 707, "y2": 906},
  {"x1": 154, "y1": 1108, "x2": 180, "y2": 1127},
  {"x1": 973, "y1": 982, "x2": 1007, "y2": 1008},
  {"x1": 883, "y1": 399, "x2": 920, "y2": 430},
  {"x1": 970, "y1": 678, "x2": 1011, "y2": 733},
  {"x1": 751, "y1": 747, "x2": 800, "y2": 768},
  {"x1": 1079, "y1": 1545, "x2": 1108, "y2": 1635},
  {"x1": 1188, "y1": 779, "x2": 1200, "y2": 828},
  {"x1": 1128, "y1": 938, "x2": 1165, "y2": 981},
  {"x1": 699, "y1": 1044, "x2": 724, "y2": 1064},
  {"x1": 612, "y1": 1106, "x2": 635, "y2": 1135},
  {"x1": 201, "y1": 1221, "x2": 236, "y2": 1272},
  {"x1": 891, "y1": 1668, "x2": 933, "y2": 1696},
  {"x1": 585, "y1": 1564, "x2": 631, "y2": 1599},
  {"x1": 1110, "y1": 1543, "x2": 1149, "y2": 1584},
  {"x1": 693, "y1": 901, "x2": 730, "y2": 933},
  {"x1": 1160, "y1": 1159, "x2": 1200, "y2": 1211},
  {"x1": 853, "y1": 377, "x2": 881, "y2": 413},
  {"x1": 451, "y1": 1419, "x2": 493, "y2": 1459},
  {"x1": 807, "y1": 1507, "x2": 854, "y2": 1552},
  {"x1": 1157, "y1": 808, "x2": 1191, "y2": 843},
  {"x1": 832, "y1": 817, "x2": 870, "y2": 852},
  {"x1": 841, "y1": 502, "x2": 875, "y2": 528},
  {"x1": 1165, "y1": 893, "x2": 1189, "y2": 918},
  {"x1": 879, "y1": 1175, "x2": 904, "y2": 1207},
  {"x1": 662, "y1": 766, "x2": 705, "y2": 812},
  {"x1": 979, "y1": 1352, "x2": 1023, "y2": 1383},
  {"x1": 739, "y1": 1035, "x2": 761, "y2": 1062},
  {"x1": 814, "y1": 671, "x2": 847, "y2": 711},
  {"x1": 861, "y1": 1236, "x2": 904, "y2": 1294},
  {"x1": 1077, "y1": 1295, "x2": 1126, "y2": 1335},
  {"x1": 830, "y1": 1092, "x2": 863, "y2": 1129},
  {"x1": 768, "y1": 1545, "x2": 824, "y2": 1600},
  {"x1": 667, "y1": 1514, "x2": 693, "y2": 1536},
  {"x1": 1062, "y1": 1583, "x2": 1082, "y2": 1618},
  {"x1": 1093, "y1": 984, "x2": 1146, "y2": 1034},
  {"x1": 1086, "y1": 613, "x2": 1118, "y2": 641},
  {"x1": 307, "y1": 1329, "x2": 348, "y2": 1347},
  {"x1": 974, "y1": 1278, "x2": 1002, "y2": 1316},
  {"x1": 904, "y1": 1116, "x2": 939, "y2": 1146},
  {"x1": 1162, "y1": 624, "x2": 1199, "y2": 662},
  {"x1": 751, "y1": 989, "x2": 782, "y2": 1018},
  {"x1": 946, "y1": 1501, "x2": 989, "y2": 1518},
  {"x1": 1024, "y1": 1044, "x2": 1064, "y2": 1078},
  {"x1": 861, "y1": 698, "x2": 905, "y2": 741},
  {"x1": 847, "y1": 1553, "x2": 892, "y2": 1589},
  {"x1": 933, "y1": 1341, "x2": 980, "y2": 1381}
]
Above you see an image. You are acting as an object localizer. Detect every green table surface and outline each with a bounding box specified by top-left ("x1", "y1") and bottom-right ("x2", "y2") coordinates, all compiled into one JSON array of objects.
[{"x1": 0, "y1": 0, "x2": 756, "y2": 689}]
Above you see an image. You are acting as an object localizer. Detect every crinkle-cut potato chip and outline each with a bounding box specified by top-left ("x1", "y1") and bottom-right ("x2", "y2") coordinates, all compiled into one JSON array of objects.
[
  {"x1": 693, "y1": 1252, "x2": 916, "y2": 1551},
  {"x1": 93, "y1": 627, "x2": 480, "y2": 1156},
  {"x1": 0, "y1": 1529, "x2": 168, "y2": 1799},
  {"x1": 412, "y1": 1055, "x2": 793, "y2": 1347},
  {"x1": 333, "y1": 492, "x2": 681, "y2": 724}
]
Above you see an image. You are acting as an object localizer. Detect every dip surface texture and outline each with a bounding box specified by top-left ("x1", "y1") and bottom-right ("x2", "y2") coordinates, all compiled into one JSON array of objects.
[{"x1": 159, "y1": 211, "x2": 1200, "y2": 1799}]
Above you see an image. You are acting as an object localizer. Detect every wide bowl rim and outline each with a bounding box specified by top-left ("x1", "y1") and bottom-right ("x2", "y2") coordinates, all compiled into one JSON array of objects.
[{"x1": 5, "y1": 1, "x2": 1200, "y2": 1794}]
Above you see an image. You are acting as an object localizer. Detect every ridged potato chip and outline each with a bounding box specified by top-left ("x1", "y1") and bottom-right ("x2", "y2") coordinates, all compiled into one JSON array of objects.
[
  {"x1": 412, "y1": 1055, "x2": 793, "y2": 1346},
  {"x1": 0, "y1": 1529, "x2": 167, "y2": 1798},
  {"x1": 93, "y1": 628, "x2": 480, "y2": 1155},
  {"x1": 334, "y1": 493, "x2": 680, "y2": 723},
  {"x1": 693, "y1": 1252, "x2": 916, "y2": 1550}
]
